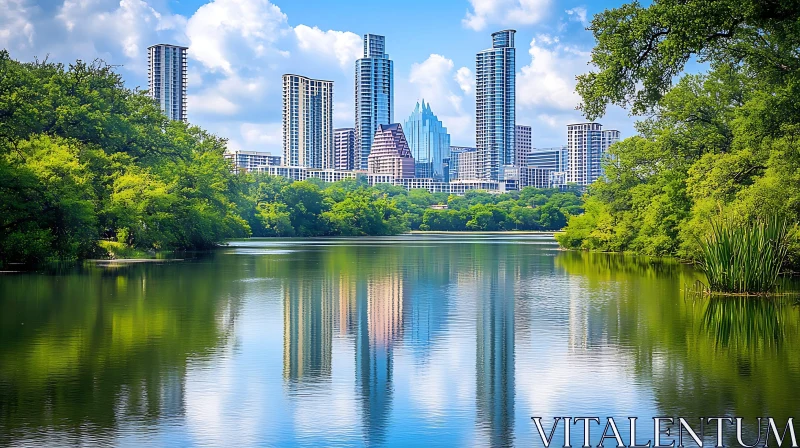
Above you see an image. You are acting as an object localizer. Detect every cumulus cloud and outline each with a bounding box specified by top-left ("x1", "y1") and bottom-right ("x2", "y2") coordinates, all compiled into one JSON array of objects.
[
  {"x1": 462, "y1": 0, "x2": 551, "y2": 31},
  {"x1": 0, "y1": 0, "x2": 35, "y2": 49},
  {"x1": 565, "y1": 6, "x2": 588, "y2": 25},
  {"x1": 516, "y1": 34, "x2": 589, "y2": 112},
  {"x1": 189, "y1": 91, "x2": 240, "y2": 116},
  {"x1": 185, "y1": 0, "x2": 289, "y2": 75},
  {"x1": 454, "y1": 67, "x2": 474, "y2": 94},
  {"x1": 50, "y1": 0, "x2": 186, "y2": 72},
  {"x1": 240, "y1": 122, "x2": 282, "y2": 151},
  {"x1": 293, "y1": 25, "x2": 362, "y2": 70}
]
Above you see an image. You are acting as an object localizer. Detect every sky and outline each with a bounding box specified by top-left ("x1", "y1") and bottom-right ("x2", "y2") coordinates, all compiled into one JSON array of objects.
[{"x1": 0, "y1": 0, "x2": 637, "y2": 153}]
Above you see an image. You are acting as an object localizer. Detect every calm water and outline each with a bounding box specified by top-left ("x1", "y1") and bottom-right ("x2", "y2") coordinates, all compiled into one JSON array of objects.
[{"x1": 1, "y1": 234, "x2": 800, "y2": 447}]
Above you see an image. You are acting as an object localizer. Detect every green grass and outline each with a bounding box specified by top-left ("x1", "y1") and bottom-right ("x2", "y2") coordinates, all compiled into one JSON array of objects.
[{"x1": 696, "y1": 216, "x2": 790, "y2": 294}]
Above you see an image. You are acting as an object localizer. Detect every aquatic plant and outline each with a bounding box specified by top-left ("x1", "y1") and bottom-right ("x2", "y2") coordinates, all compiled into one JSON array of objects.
[{"x1": 696, "y1": 216, "x2": 790, "y2": 294}]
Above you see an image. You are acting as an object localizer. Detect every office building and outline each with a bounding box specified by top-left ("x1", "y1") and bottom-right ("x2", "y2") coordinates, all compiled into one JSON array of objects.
[
  {"x1": 147, "y1": 44, "x2": 188, "y2": 122},
  {"x1": 367, "y1": 123, "x2": 415, "y2": 179},
  {"x1": 282, "y1": 74, "x2": 334, "y2": 169},
  {"x1": 566, "y1": 123, "x2": 620, "y2": 185},
  {"x1": 475, "y1": 30, "x2": 516, "y2": 181},
  {"x1": 224, "y1": 150, "x2": 282, "y2": 172},
  {"x1": 403, "y1": 100, "x2": 451, "y2": 179},
  {"x1": 334, "y1": 128, "x2": 355, "y2": 170},
  {"x1": 449, "y1": 146, "x2": 479, "y2": 181},
  {"x1": 355, "y1": 34, "x2": 394, "y2": 170}
]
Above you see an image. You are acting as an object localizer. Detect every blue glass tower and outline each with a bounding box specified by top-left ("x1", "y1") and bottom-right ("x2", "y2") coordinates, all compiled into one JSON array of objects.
[
  {"x1": 355, "y1": 34, "x2": 394, "y2": 170},
  {"x1": 403, "y1": 100, "x2": 451, "y2": 179},
  {"x1": 475, "y1": 30, "x2": 516, "y2": 181}
]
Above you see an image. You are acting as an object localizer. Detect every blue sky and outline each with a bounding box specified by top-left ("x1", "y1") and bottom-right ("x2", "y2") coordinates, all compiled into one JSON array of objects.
[{"x1": 1, "y1": 0, "x2": 635, "y2": 152}]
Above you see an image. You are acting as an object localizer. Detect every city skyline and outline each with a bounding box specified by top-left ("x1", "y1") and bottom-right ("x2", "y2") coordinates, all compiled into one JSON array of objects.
[{"x1": 0, "y1": 0, "x2": 636, "y2": 154}]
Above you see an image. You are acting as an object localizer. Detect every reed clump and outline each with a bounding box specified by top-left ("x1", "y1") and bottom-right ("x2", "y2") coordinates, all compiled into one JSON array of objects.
[{"x1": 696, "y1": 216, "x2": 790, "y2": 294}]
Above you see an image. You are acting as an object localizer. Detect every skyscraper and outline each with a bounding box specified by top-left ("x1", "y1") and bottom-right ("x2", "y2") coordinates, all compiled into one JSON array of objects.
[
  {"x1": 515, "y1": 125, "x2": 532, "y2": 186},
  {"x1": 403, "y1": 100, "x2": 451, "y2": 179},
  {"x1": 334, "y1": 128, "x2": 355, "y2": 170},
  {"x1": 475, "y1": 30, "x2": 516, "y2": 181},
  {"x1": 367, "y1": 123, "x2": 415, "y2": 179},
  {"x1": 566, "y1": 123, "x2": 620, "y2": 185},
  {"x1": 147, "y1": 44, "x2": 188, "y2": 122},
  {"x1": 282, "y1": 74, "x2": 334, "y2": 169},
  {"x1": 355, "y1": 34, "x2": 394, "y2": 170}
]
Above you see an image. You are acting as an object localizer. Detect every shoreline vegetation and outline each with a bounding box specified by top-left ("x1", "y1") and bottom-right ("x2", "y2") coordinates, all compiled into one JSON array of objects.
[
  {"x1": 553, "y1": 0, "x2": 800, "y2": 294},
  {"x1": 0, "y1": 50, "x2": 582, "y2": 268}
]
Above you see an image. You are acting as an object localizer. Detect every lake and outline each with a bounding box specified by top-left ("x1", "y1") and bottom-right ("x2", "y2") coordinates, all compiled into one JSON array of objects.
[{"x1": 1, "y1": 233, "x2": 799, "y2": 446}]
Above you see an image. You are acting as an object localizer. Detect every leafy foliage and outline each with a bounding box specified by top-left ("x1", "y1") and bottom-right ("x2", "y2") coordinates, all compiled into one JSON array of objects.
[
  {"x1": 0, "y1": 50, "x2": 250, "y2": 265},
  {"x1": 560, "y1": 0, "x2": 800, "y2": 270}
]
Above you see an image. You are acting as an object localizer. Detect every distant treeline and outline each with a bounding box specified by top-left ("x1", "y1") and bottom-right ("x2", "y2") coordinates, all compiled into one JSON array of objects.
[
  {"x1": 0, "y1": 51, "x2": 583, "y2": 266},
  {"x1": 245, "y1": 177, "x2": 584, "y2": 237}
]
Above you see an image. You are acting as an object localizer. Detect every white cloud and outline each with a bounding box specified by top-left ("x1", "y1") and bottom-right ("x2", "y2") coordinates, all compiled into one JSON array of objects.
[
  {"x1": 185, "y1": 0, "x2": 289, "y2": 75},
  {"x1": 54, "y1": 0, "x2": 186, "y2": 69},
  {"x1": 240, "y1": 122, "x2": 281, "y2": 148},
  {"x1": 516, "y1": 34, "x2": 589, "y2": 112},
  {"x1": 454, "y1": 67, "x2": 474, "y2": 94},
  {"x1": 293, "y1": 25, "x2": 361, "y2": 70},
  {"x1": 0, "y1": 0, "x2": 35, "y2": 49},
  {"x1": 565, "y1": 6, "x2": 588, "y2": 25},
  {"x1": 189, "y1": 91, "x2": 239, "y2": 116},
  {"x1": 462, "y1": 0, "x2": 551, "y2": 31}
]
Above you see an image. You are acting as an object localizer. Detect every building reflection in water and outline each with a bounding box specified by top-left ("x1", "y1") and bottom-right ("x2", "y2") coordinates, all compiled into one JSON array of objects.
[
  {"x1": 283, "y1": 279, "x2": 333, "y2": 385},
  {"x1": 475, "y1": 257, "x2": 515, "y2": 447},
  {"x1": 355, "y1": 273, "x2": 405, "y2": 445}
]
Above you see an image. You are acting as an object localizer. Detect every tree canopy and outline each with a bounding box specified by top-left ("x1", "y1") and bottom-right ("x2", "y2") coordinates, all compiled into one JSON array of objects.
[{"x1": 559, "y1": 0, "x2": 800, "y2": 266}]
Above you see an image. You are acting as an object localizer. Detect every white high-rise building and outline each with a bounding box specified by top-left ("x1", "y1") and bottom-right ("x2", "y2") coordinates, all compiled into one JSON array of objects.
[
  {"x1": 566, "y1": 123, "x2": 620, "y2": 186},
  {"x1": 515, "y1": 125, "x2": 532, "y2": 186},
  {"x1": 147, "y1": 44, "x2": 187, "y2": 122},
  {"x1": 282, "y1": 74, "x2": 334, "y2": 169},
  {"x1": 334, "y1": 128, "x2": 355, "y2": 170}
]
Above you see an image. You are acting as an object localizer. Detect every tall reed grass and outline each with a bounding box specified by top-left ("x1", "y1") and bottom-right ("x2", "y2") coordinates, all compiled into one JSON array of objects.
[{"x1": 696, "y1": 216, "x2": 790, "y2": 294}]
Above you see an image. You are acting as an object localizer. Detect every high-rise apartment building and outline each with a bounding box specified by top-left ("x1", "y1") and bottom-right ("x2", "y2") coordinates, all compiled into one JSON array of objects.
[
  {"x1": 334, "y1": 128, "x2": 355, "y2": 170},
  {"x1": 282, "y1": 74, "x2": 334, "y2": 169},
  {"x1": 403, "y1": 100, "x2": 451, "y2": 179},
  {"x1": 147, "y1": 44, "x2": 188, "y2": 122},
  {"x1": 515, "y1": 125, "x2": 532, "y2": 186},
  {"x1": 367, "y1": 124, "x2": 415, "y2": 179},
  {"x1": 475, "y1": 30, "x2": 516, "y2": 181},
  {"x1": 355, "y1": 34, "x2": 394, "y2": 170},
  {"x1": 566, "y1": 123, "x2": 620, "y2": 185},
  {"x1": 515, "y1": 125, "x2": 532, "y2": 167}
]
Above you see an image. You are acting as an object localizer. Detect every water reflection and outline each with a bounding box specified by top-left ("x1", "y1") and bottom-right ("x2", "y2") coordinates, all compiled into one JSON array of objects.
[
  {"x1": 475, "y1": 253, "x2": 515, "y2": 447},
  {"x1": 2, "y1": 236, "x2": 800, "y2": 446}
]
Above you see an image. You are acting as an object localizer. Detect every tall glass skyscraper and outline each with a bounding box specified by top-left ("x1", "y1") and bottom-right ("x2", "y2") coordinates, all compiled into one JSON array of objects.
[
  {"x1": 147, "y1": 44, "x2": 188, "y2": 122},
  {"x1": 475, "y1": 30, "x2": 516, "y2": 181},
  {"x1": 355, "y1": 34, "x2": 394, "y2": 170},
  {"x1": 403, "y1": 100, "x2": 450, "y2": 179}
]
